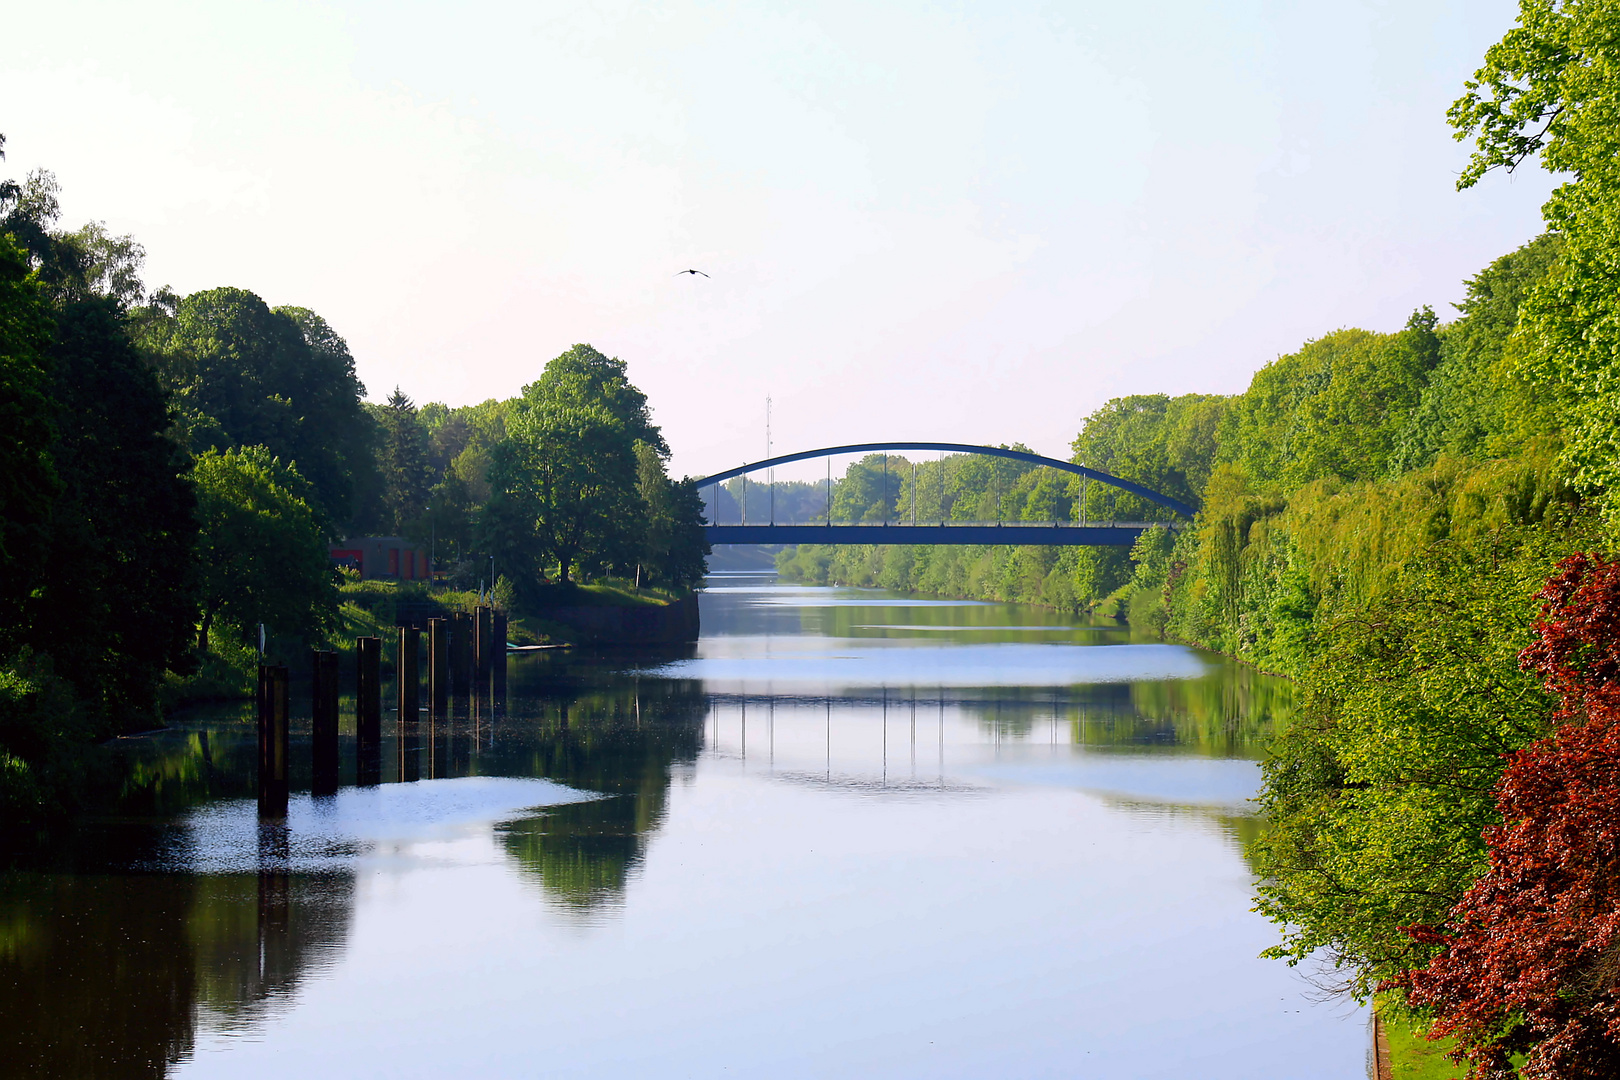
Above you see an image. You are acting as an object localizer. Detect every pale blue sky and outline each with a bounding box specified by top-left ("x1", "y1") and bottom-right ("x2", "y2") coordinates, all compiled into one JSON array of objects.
[{"x1": 6, "y1": 0, "x2": 1549, "y2": 478}]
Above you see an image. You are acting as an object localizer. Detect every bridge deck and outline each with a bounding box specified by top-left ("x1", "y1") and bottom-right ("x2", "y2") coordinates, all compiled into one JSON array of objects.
[{"x1": 705, "y1": 523, "x2": 1170, "y2": 546}]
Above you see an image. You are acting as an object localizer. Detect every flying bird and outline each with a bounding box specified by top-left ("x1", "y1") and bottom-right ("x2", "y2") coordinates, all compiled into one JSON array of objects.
[{"x1": 675, "y1": 269, "x2": 710, "y2": 277}]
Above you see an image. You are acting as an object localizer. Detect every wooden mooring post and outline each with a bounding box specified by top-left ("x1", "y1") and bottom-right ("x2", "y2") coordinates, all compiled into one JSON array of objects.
[
  {"x1": 356, "y1": 636, "x2": 382, "y2": 785},
  {"x1": 311, "y1": 650, "x2": 340, "y2": 796},
  {"x1": 257, "y1": 663, "x2": 289, "y2": 816},
  {"x1": 492, "y1": 610, "x2": 507, "y2": 701},
  {"x1": 474, "y1": 605, "x2": 493, "y2": 682},
  {"x1": 428, "y1": 617, "x2": 449, "y2": 716},
  {"x1": 398, "y1": 626, "x2": 422, "y2": 782},
  {"x1": 397, "y1": 626, "x2": 420, "y2": 722},
  {"x1": 451, "y1": 611, "x2": 471, "y2": 700}
]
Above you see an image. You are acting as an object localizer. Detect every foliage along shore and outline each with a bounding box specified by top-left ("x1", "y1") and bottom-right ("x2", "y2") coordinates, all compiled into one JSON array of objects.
[
  {"x1": 0, "y1": 136, "x2": 705, "y2": 827},
  {"x1": 162, "y1": 574, "x2": 695, "y2": 712},
  {"x1": 772, "y1": 84, "x2": 1620, "y2": 1070}
]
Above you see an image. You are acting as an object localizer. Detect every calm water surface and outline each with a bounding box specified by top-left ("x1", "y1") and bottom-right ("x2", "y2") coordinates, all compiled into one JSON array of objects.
[{"x1": 0, "y1": 572, "x2": 1368, "y2": 1077}]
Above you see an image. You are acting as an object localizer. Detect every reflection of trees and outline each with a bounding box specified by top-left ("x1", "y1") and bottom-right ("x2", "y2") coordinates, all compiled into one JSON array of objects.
[
  {"x1": 112, "y1": 725, "x2": 256, "y2": 818},
  {"x1": 495, "y1": 678, "x2": 705, "y2": 912},
  {"x1": 502, "y1": 800, "x2": 644, "y2": 912},
  {"x1": 1091, "y1": 797, "x2": 1269, "y2": 873},
  {"x1": 950, "y1": 662, "x2": 1294, "y2": 758},
  {"x1": 188, "y1": 867, "x2": 354, "y2": 1028},
  {"x1": 0, "y1": 873, "x2": 197, "y2": 1077},
  {"x1": 0, "y1": 860, "x2": 350, "y2": 1076},
  {"x1": 812, "y1": 602, "x2": 1122, "y2": 641},
  {"x1": 1126, "y1": 661, "x2": 1294, "y2": 756}
]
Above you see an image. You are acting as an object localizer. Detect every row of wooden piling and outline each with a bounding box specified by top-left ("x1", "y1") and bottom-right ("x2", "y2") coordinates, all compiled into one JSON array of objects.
[{"x1": 258, "y1": 607, "x2": 507, "y2": 816}]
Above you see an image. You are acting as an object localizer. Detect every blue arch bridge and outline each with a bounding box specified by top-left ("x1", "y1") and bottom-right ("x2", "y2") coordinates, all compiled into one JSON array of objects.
[{"x1": 694, "y1": 442, "x2": 1196, "y2": 548}]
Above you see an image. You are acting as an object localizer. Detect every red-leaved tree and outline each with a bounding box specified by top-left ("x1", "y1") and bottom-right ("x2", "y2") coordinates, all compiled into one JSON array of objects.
[{"x1": 1396, "y1": 552, "x2": 1620, "y2": 1080}]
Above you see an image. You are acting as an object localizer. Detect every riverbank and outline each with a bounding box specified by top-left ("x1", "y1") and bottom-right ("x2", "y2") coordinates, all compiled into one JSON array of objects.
[
  {"x1": 2, "y1": 575, "x2": 1362, "y2": 1076},
  {"x1": 1377, "y1": 1002, "x2": 1460, "y2": 1079},
  {"x1": 519, "y1": 590, "x2": 699, "y2": 645},
  {"x1": 159, "y1": 579, "x2": 701, "y2": 711}
]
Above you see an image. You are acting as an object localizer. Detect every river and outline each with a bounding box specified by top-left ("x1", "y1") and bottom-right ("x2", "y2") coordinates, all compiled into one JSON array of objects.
[{"x1": 0, "y1": 571, "x2": 1368, "y2": 1077}]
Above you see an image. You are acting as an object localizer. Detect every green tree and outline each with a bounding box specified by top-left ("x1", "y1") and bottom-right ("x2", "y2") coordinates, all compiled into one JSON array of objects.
[
  {"x1": 1073, "y1": 395, "x2": 1222, "y2": 519},
  {"x1": 1391, "y1": 235, "x2": 1564, "y2": 473},
  {"x1": 635, "y1": 441, "x2": 710, "y2": 590},
  {"x1": 0, "y1": 234, "x2": 57, "y2": 635},
  {"x1": 192, "y1": 447, "x2": 335, "y2": 652},
  {"x1": 25, "y1": 296, "x2": 199, "y2": 727},
  {"x1": 489, "y1": 388, "x2": 643, "y2": 585},
  {"x1": 139, "y1": 288, "x2": 370, "y2": 529},
  {"x1": 419, "y1": 469, "x2": 475, "y2": 563},
  {"x1": 54, "y1": 222, "x2": 147, "y2": 309},
  {"x1": 1449, "y1": 0, "x2": 1620, "y2": 507},
  {"x1": 275, "y1": 304, "x2": 378, "y2": 524},
  {"x1": 1, "y1": 142, "x2": 198, "y2": 733},
  {"x1": 1217, "y1": 316, "x2": 1440, "y2": 491},
  {"x1": 0, "y1": 168, "x2": 77, "y2": 293},
  {"x1": 375, "y1": 387, "x2": 431, "y2": 535},
  {"x1": 1250, "y1": 526, "x2": 1584, "y2": 1000},
  {"x1": 830, "y1": 454, "x2": 908, "y2": 522},
  {"x1": 530, "y1": 344, "x2": 666, "y2": 456}
]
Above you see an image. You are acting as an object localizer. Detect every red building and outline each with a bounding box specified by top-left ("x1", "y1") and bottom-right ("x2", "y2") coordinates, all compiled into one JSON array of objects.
[{"x1": 330, "y1": 536, "x2": 431, "y2": 581}]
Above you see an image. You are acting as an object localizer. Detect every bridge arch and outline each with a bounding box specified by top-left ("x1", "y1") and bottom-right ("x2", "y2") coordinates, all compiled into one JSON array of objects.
[{"x1": 694, "y1": 442, "x2": 1197, "y2": 519}]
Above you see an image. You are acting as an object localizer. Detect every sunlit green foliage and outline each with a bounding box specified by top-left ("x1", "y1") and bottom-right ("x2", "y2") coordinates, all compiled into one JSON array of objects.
[
  {"x1": 412, "y1": 397, "x2": 509, "y2": 562},
  {"x1": 1250, "y1": 526, "x2": 1590, "y2": 1001},
  {"x1": 488, "y1": 379, "x2": 643, "y2": 585},
  {"x1": 822, "y1": 453, "x2": 908, "y2": 522},
  {"x1": 481, "y1": 344, "x2": 705, "y2": 592},
  {"x1": 373, "y1": 387, "x2": 432, "y2": 534},
  {"x1": 1219, "y1": 315, "x2": 1441, "y2": 489},
  {"x1": 1075, "y1": 394, "x2": 1223, "y2": 518},
  {"x1": 137, "y1": 287, "x2": 373, "y2": 529},
  {"x1": 1393, "y1": 236, "x2": 1564, "y2": 472},
  {"x1": 191, "y1": 446, "x2": 335, "y2": 653},
  {"x1": 636, "y1": 441, "x2": 710, "y2": 590},
  {"x1": 1448, "y1": 0, "x2": 1620, "y2": 514}
]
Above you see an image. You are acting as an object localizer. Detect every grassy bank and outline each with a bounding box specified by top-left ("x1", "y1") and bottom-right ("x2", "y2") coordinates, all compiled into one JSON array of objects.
[
  {"x1": 1379, "y1": 1001, "x2": 1464, "y2": 1079},
  {"x1": 160, "y1": 575, "x2": 695, "y2": 710}
]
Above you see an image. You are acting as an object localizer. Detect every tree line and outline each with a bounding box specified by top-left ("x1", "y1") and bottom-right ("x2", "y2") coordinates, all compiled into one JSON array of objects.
[
  {"x1": 0, "y1": 140, "x2": 705, "y2": 822},
  {"x1": 780, "y1": 2, "x2": 1620, "y2": 1072}
]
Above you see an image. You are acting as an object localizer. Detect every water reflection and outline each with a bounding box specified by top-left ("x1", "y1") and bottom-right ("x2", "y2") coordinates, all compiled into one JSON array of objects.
[
  {"x1": 0, "y1": 863, "x2": 351, "y2": 1077},
  {"x1": 1, "y1": 872, "x2": 197, "y2": 1077},
  {"x1": 188, "y1": 868, "x2": 353, "y2": 1034},
  {"x1": 0, "y1": 573, "x2": 1361, "y2": 1079},
  {"x1": 493, "y1": 680, "x2": 705, "y2": 913}
]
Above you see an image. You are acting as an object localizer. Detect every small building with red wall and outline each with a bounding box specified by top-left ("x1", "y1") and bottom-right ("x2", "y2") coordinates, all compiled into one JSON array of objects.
[{"x1": 330, "y1": 537, "x2": 431, "y2": 581}]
